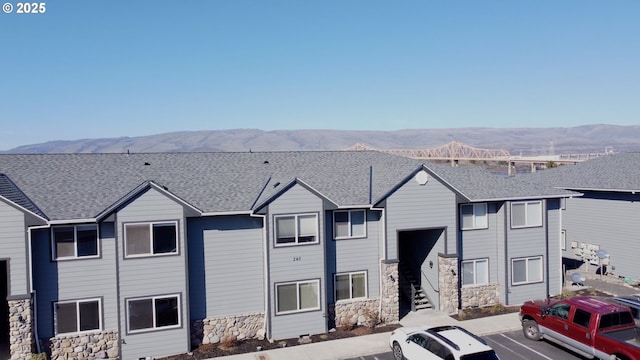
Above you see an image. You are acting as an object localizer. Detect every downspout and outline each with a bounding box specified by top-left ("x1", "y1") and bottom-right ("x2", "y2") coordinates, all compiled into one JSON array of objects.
[
  {"x1": 545, "y1": 200, "x2": 550, "y2": 298},
  {"x1": 251, "y1": 213, "x2": 269, "y2": 340},
  {"x1": 504, "y1": 202, "x2": 509, "y2": 305}
]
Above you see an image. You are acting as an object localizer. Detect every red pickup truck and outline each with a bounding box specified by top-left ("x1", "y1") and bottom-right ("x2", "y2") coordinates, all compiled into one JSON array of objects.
[{"x1": 519, "y1": 296, "x2": 640, "y2": 360}]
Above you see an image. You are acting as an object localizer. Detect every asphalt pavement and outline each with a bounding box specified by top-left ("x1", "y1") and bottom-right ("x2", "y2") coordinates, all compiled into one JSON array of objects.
[{"x1": 209, "y1": 274, "x2": 640, "y2": 360}]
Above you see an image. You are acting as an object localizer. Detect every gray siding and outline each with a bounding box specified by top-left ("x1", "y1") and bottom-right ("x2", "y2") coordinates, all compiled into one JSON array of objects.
[
  {"x1": 546, "y1": 199, "x2": 563, "y2": 297},
  {"x1": 187, "y1": 215, "x2": 264, "y2": 320},
  {"x1": 267, "y1": 184, "x2": 326, "y2": 340},
  {"x1": 505, "y1": 200, "x2": 548, "y2": 305},
  {"x1": 0, "y1": 200, "x2": 29, "y2": 296},
  {"x1": 563, "y1": 194, "x2": 640, "y2": 280},
  {"x1": 459, "y1": 202, "x2": 504, "y2": 287},
  {"x1": 386, "y1": 172, "x2": 457, "y2": 310},
  {"x1": 386, "y1": 173, "x2": 457, "y2": 259},
  {"x1": 116, "y1": 188, "x2": 190, "y2": 359},
  {"x1": 326, "y1": 209, "x2": 382, "y2": 303},
  {"x1": 32, "y1": 223, "x2": 118, "y2": 339}
]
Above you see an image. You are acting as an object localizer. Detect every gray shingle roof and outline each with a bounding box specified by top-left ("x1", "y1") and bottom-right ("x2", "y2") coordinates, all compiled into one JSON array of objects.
[
  {"x1": 0, "y1": 151, "x2": 571, "y2": 221},
  {"x1": 0, "y1": 174, "x2": 46, "y2": 218},
  {"x1": 524, "y1": 152, "x2": 640, "y2": 192}
]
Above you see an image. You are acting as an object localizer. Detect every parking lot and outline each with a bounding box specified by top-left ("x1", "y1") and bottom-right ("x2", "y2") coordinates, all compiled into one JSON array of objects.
[{"x1": 345, "y1": 330, "x2": 588, "y2": 360}]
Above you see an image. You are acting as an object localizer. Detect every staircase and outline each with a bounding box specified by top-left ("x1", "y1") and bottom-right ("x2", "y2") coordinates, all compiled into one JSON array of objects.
[{"x1": 398, "y1": 263, "x2": 432, "y2": 311}]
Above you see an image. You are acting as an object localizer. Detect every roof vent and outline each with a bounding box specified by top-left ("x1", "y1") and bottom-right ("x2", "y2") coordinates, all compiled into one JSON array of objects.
[
  {"x1": 273, "y1": 182, "x2": 280, "y2": 188},
  {"x1": 144, "y1": 162, "x2": 151, "y2": 166},
  {"x1": 263, "y1": 160, "x2": 269, "y2": 164}
]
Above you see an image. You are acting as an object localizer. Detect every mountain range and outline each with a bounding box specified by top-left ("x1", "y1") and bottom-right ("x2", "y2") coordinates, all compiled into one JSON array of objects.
[{"x1": 4, "y1": 124, "x2": 640, "y2": 155}]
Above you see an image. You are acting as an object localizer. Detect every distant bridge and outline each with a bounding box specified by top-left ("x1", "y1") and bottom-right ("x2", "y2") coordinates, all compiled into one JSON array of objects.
[{"x1": 346, "y1": 141, "x2": 613, "y2": 175}]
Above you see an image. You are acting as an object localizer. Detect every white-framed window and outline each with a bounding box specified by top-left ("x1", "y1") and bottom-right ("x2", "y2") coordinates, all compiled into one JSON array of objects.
[
  {"x1": 275, "y1": 279, "x2": 320, "y2": 314},
  {"x1": 124, "y1": 221, "x2": 178, "y2": 257},
  {"x1": 274, "y1": 213, "x2": 318, "y2": 246},
  {"x1": 511, "y1": 201, "x2": 542, "y2": 228},
  {"x1": 460, "y1": 203, "x2": 488, "y2": 230},
  {"x1": 561, "y1": 229, "x2": 567, "y2": 251},
  {"x1": 333, "y1": 210, "x2": 366, "y2": 239},
  {"x1": 127, "y1": 294, "x2": 180, "y2": 333},
  {"x1": 54, "y1": 298, "x2": 101, "y2": 335},
  {"x1": 462, "y1": 258, "x2": 489, "y2": 286},
  {"x1": 335, "y1": 271, "x2": 367, "y2": 301},
  {"x1": 512, "y1": 256, "x2": 543, "y2": 285},
  {"x1": 52, "y1": 224, "x2": 99, "y2": 260}
]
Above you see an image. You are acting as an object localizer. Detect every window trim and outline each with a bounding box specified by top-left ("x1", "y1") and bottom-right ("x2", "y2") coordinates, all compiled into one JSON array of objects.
[
  {"x1": 123, "y1": 221, "x2": 179, "y2": 258},
  {"x1": 51, "y1": 224, "x2": 100, "y2": 261},
  {"x1": 53, "y1": 298, "x2": 102, "y2": 335},
  {"x1": 460, "y1": 203, "x2": 488, "y2": 230},
  {"x1": 126, "y1": 293, "x2": 181, "y2": 334},
  {"x1": 274, "y1": 213, "x2": 319, "y2": 247},
  {"x1": 334, "y1": 271, "x2": 368, "y2": 301},
  {"x1": 275, "y1": 279, "x2": 321, "y2": 315},
  {"x1": 511, "y1": 256, "x2": 544, "y2": 285},
  {"x1": 461, "y1": 258, "x2": 489, "y2": 287},
  {"x1": 511, "y1": 200, "x2": 543, "y2": 228},
  {"x1": 333, "y1": 209, "x2": 367, "y2": 240}
]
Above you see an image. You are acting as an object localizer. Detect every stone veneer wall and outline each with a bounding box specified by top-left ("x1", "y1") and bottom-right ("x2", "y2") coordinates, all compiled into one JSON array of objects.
[
  {"x1": 48, "y1": 331, "x2": 119, "y2": 360},
  {"x1": 438, "y1": 255, "x2": 459, "y2": 315},
  {"x1": 8, "y1": 298, "x2": 34, "y2": 360},
  {"x1": 191, "y1": 313, "x2": 264, "y2": 347},
  {"x1": 332, "y1": 298, "x2": 380, "y2": 328},
  {"x1": 460, "y1": 284, "x2": 500, "y2": 309},
  {"x1": 380, "y1": 261, "x2": 399, "y2": 323}
]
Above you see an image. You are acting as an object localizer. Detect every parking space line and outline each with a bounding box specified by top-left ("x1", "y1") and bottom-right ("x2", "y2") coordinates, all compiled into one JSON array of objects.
[
  {"x1": 498, "y1": 334, "x2": 554, "y2": 360},
  {"x1": 485, "y1": 336, "x2": 531, "y2": 360}
]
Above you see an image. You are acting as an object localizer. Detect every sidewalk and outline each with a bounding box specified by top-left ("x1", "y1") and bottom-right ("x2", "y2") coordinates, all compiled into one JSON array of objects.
[
  {"x1": 209, "y1": 275, "x2": 639, "y2": 360},
  {"x1": 210, "y1": 311, "x2": 521, "y2": 360}
]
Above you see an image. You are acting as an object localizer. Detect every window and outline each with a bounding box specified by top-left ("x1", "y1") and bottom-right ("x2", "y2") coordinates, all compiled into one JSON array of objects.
[
  {"x1": 462, "y1": 259, "x2": 489, "y2": 286},
  {"x1": 274, "y1": 214, "x2": 318, "y2": 246},
  {"x1": 512, "y1": 256, "x2": 543, "y2": 285},
  {"x1": 460, "y1": 203, "x2": 488, "y2": 230},
  {"x1": 54, "y1": 299, "x2": 101, "y2": 335},
  {"x1": 52, "y1": 225, "x2": 99, "y2": 260},
  {"x1": 573, "y1": 309, "x2": 591, "y2": 328},
  {"x1": 127, "y1": 295, "x2": 180, "y2": 333},
  {"x1": 335, "y1": 271, "x2": 367, "y2": 301},
  {"x1": 124, "y1": 222, "x2": 178, "y2": 257},
  {"x1": 275, "y1": 280, "x2": 320, "y2": 314},
  {"x1": 511, "y1": 201, "x2": 542, "y2": 228},
  {"x1": 333, "y1": 210, "x2": 366, "y2": 239}
]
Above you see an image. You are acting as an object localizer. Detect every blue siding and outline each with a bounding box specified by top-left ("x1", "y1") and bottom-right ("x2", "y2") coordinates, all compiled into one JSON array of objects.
[
  {"x1": 267, "y1": 184, "x2": 326, "y2": 340},
  {"x1": 187, "y1": 215, "x2": 264, "y2": 320},
  {"x1": 116, "y1": 188, "x2": 190, "y2": 359},
  {"x1": 0, "y1": 200, "x2": 29, "y2": 296},
  {"x1": 563, "y1": 194, "x2": 640, "y2": 280},
  {"x1": 460, "y1": 202, "x2": 504, "y2": 286}
]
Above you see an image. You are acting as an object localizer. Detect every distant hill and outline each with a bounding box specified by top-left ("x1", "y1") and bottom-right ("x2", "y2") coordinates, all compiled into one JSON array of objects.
[{"x1": 4, "y1": 125, "x2": 640, "y2": 155}]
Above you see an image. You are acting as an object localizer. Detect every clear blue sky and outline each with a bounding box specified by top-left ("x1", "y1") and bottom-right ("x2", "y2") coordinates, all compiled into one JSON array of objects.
[{"x1": 1, "y1": 0, "x2": 638, "y2": 150}]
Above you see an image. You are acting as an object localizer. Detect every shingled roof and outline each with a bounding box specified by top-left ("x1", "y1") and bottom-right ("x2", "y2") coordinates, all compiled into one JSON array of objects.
[
  {"x1": 0, "y1": 151, "x2": 572, "y2": 221},
  {"x1": 524, "y1": 152, "x2": 640, "y2": 193}
]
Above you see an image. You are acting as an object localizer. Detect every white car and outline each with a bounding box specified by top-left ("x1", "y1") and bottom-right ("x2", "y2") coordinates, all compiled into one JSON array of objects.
[{"x1": 389, "y1": 325, "x2": 500, "y2": 360}]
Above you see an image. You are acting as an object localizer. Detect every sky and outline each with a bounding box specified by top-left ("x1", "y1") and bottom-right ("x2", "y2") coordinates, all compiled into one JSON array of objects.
[{"x1": 1, "y1": 0, "x2": 638, "y2": 150}]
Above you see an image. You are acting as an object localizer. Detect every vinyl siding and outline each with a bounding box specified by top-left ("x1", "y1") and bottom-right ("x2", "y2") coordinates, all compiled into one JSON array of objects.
[
  {"x1": 267, "y1": 184, "x2": 326, "y2": 340},
  {"x1": 116, "y1": 188, "x2": 190, "y2": 359},
  {"x1": 187, "y1": 215, "x2": 264, "y2": 320},
  {"x1": 0, "y1": 200, "x2": 29, "y2": 296},
  {"x1": 326, "y1": 209, "x2": 382, "y2": 303},
  {"x1": 505, "y1": 200, "x2": 548, "y2": 305},
  {"x1": 459, "y1": 202, "x2": 503, "y2": 286},
  {"x1": 386, "y1": 173, "x2": 457, "y2": 259},
  {"x1": 385, "y1": 172, "x2": 457, "y2": 310},
  {"x1": 31, "y1": 223, "x2": 118, "y2": 339},
  {"x1": 563, "y1": 193, "x2": 640, "y2": 280}
]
